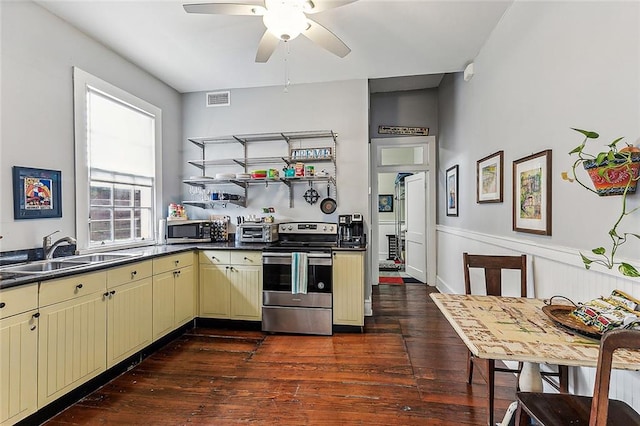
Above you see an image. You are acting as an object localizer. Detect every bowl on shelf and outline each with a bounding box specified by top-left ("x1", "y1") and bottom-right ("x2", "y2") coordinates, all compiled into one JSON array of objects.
[{"x1": 251, "y1": 170, "x2": 267, "y2": 178}]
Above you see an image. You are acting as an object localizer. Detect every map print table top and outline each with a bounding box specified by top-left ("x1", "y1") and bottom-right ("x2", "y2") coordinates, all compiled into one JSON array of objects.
[{"x1": 430, "y1": 293, "x2": 640, "y2": 370}]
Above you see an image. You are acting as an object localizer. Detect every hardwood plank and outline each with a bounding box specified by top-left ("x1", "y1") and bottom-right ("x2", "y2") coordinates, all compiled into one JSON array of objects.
[{"x1": 44, "y1": 284, "x2": 518, "y2": 425}]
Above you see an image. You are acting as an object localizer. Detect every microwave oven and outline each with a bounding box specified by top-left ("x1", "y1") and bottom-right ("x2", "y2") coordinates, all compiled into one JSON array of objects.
[{"x1": 166, "y1": 219, "x2": 214, "y2": 244}]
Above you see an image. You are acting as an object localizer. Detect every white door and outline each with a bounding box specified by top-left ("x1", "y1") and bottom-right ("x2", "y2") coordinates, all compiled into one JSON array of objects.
[{"x1": 405, "y1": 173, "x2": 426, "y2": 283}]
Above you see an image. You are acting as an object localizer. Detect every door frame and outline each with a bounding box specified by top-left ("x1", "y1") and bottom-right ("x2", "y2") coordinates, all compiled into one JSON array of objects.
[{"x1": 369, "y1": 136, "x2": 436, "y2": 291}]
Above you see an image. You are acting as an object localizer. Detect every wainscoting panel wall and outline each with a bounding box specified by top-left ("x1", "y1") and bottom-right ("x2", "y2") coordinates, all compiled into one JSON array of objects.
[{"x1": 436, "y1": 225, "x2": 640, "y2": 409}]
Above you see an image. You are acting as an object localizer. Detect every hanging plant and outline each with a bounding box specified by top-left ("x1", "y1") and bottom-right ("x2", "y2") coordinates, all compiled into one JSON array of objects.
[{"x1": 564, "y1": 128, "x2": 640, "y2": 277}]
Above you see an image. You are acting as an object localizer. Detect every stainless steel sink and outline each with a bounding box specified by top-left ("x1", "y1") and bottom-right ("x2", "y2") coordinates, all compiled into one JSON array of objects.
[
  {"x1": 65, "y1": 253, "x2": 141, "y2": 264},
  {"x1": 0, "y1": 260, "x2": 89, "y2": 274},
  {"x1": 0, "y1": 252, "x2": 142, "y2": 275}
]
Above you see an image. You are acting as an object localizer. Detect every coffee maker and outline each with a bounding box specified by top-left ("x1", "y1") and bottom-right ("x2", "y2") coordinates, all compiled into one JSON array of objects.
[{"x1": 338, "y1": 213, "x2": 366, "y2": 248}]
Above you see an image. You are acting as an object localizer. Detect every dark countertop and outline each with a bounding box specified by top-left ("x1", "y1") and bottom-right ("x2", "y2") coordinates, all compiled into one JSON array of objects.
[{"x1": 0, "y1": 242, "x2": 366, "y2": 289}]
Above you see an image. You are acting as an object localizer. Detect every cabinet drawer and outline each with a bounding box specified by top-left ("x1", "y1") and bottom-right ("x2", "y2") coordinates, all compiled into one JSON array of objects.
[
  {"x1": 39, "y1": 271, "x2": 107, "y2": 307},
  {"x1": 153, "y1": 252, "x2": 194, "y2": 275},
  {"x1": 230, "y1": 251, "x2": 261, "y2": 265},
  {"x1": 107, "y1": 260, "x2": 153, "y2": 287},
  {"x1": 200, "y1": 250, "x2": 231, "y2": 265},
  {"x1": 0, "y1": 283, "x2": 38, "y2": 319}
]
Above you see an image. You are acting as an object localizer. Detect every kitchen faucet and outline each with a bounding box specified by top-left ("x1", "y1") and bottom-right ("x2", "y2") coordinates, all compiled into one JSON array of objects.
[{"x1": 43, "y1": 230, "x2": 77, "y2": 259}]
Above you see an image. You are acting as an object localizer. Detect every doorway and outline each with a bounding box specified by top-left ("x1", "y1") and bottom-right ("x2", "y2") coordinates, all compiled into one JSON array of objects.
[{"x1": 370, "y1": 137, "x2": 436, "y2": 288}]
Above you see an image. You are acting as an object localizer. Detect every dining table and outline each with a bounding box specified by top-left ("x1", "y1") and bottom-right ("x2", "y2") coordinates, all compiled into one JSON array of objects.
[{"x1": 430, "y1": 293, "x2": 640, "y2": 424}]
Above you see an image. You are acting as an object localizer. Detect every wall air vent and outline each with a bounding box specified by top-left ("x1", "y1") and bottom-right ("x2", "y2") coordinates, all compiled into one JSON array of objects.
[{"x1": 206, "y1": 91, "x2": 230, "y2": 107}]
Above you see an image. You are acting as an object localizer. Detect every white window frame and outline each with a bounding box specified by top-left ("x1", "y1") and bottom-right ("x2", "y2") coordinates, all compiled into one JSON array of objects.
[{"x1": 73, "y1": 67, "x2": 163, "y2": 252}]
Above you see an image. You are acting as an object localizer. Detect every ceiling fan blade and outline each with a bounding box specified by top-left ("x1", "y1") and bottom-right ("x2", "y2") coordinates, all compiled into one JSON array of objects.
[
  {"x1": 302, "y1": 19, "x2": 350, "y2": 58},
  {"x1": 183, "y1": 3, "x2": 266, "y2": 16},
  {"x1": 255, "y1": 30, "x2": 280, "y2": 62},
  {"x1": 303, "y1": 0, "x2": 357, "y2": 14}
]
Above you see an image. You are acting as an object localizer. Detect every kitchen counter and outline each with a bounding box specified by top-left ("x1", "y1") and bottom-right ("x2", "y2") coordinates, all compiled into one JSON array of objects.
[{"x1": 0, "y1": 241, "x2": 272, "y2": 289}]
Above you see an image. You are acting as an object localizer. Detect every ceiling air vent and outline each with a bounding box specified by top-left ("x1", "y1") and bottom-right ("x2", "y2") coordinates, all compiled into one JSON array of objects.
[{"x1": 206, "y1": 91, "x2": 230, "y2": 107}]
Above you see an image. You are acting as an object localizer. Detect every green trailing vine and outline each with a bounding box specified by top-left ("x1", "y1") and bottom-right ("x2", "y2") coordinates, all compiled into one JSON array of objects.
[{"x1": 567, "y1": 128, "x2": 640, "y2": 277}]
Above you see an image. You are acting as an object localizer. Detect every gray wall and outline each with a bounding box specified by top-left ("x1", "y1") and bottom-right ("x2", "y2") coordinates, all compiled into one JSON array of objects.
[
  {"x1": 0, "y1": 1, "x2": 182, "y2": 252},
  {"x1": 370, "y1": 89, "x2": 438, "y2": 138},
  {"x1": 436, "y1": 0, "x2": 639, "y2": 404},
  {"x1": 181, "y1": 80, "x2": 369, "y2": 223}
]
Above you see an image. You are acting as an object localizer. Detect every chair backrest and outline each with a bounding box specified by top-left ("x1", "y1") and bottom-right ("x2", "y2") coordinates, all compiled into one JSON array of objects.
[
  {"x1": 590, "y1": 329, "x2": 640, "y2": 426},
  {"x1": 463, "y1": 252, "x2": 527, "y2": 297}
]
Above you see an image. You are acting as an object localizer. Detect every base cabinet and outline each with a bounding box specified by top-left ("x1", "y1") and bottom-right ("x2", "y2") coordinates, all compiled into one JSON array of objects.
[
  {"x1": 332, "y1": 251, "x2": 365, "y2": 326},
  {"x1": 152, "y1": 252, "x2": 195, "y2": 341},
  {"x1": 106, "y1": 261, "x2": 153, "y2": 368},
  {"x1": 37, "y1": 280, "x2": 107, "y2": 407},
  {"x1": 199, "y1": 251, "x2": 262, "y2": 321},
  {"x1": 0, "y1": 283, "x2": 39, "y2": 426}
]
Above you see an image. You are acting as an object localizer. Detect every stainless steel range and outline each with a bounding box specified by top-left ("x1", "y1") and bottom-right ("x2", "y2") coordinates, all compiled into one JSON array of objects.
[{"x1": 262, "y1": 221, "x2": 337, "y2": 335}]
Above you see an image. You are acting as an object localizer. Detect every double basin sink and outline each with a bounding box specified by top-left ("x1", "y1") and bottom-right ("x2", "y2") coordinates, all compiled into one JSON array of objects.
[{"x1": 0, "y1": 252, "x2": 142, "y2": 276}]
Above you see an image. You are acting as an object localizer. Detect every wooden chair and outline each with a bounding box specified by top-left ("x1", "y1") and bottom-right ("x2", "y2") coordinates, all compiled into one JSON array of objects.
[
  {"x1": 463, "y1": 253, "x2": 528, "y2": 426},
  {"x1": 463, "y1": 253, "x2": 570, "y2": 424},
  {"x1": 515, "y1": 329, "x2": 640, "y2": 426}
]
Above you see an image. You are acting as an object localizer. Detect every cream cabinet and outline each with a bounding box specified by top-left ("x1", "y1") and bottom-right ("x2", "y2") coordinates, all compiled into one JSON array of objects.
[
  {"x1": 199, "y1": 250, "x2": 262, "y2": 321},
  {"x1": 0, "y1": 284, "x2": 39, "y2": 426},
  {"x1": 332, "y1": 251, "x2": 365, "y2": 326},
  {"x1": 37, "y1": 271, "x2": 107, "y2": 407},
  {"x1": 105, "y1": 261, "x2": 153, "y2": 367},
  {"x1": 152, "y1": 252, "x2": 195, "y2": 341}
]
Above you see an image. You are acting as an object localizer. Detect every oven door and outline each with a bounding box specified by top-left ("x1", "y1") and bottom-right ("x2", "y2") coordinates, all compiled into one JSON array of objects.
[{"x1": 262, "y1": 252, "x2": 332, "y2": 293}]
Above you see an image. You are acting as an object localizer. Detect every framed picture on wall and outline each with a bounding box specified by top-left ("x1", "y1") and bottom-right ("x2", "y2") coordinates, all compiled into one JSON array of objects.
[
  {"x1": 12, "y1": 166, "x2": 62, "y2": 220},
  {"x1": 378, "y1": 194, "x2": 394, "y2": 212},
  {"x1": 446, "y1": 164, "x2": 459, "y2": 217},
  {"x1": 512, "y1": 150, "x2": 552, "y2": 235},
  {"x1": 477, "y1": 150, "x2": 504, "y2": 203}
]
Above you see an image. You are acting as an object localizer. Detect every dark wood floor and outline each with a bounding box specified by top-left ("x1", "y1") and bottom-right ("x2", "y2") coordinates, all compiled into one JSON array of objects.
[{"x1": 45, "y1": 284, "x2": 517, "y2": 425}]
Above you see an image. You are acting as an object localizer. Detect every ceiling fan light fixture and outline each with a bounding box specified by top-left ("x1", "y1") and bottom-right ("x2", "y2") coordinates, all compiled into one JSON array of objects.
[{"x1": 263, "y1": 1, "x2": 308, "y2": 41}]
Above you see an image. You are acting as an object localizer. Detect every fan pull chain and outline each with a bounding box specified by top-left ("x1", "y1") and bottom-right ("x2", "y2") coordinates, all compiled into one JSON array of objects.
[{"x1": 284, "y1": 41, "x2": 291, "y2": 93}]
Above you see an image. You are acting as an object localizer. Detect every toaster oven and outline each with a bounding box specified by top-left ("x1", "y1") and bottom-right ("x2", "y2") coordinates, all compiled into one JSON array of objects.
[{"x1": 237, "y1": 223, "x2": 279, "y2": 243}]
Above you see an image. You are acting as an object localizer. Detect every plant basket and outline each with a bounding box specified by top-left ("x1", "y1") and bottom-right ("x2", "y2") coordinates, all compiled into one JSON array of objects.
[{"x1": 583, "y1": 154, "x2": 640, "y2": 196}]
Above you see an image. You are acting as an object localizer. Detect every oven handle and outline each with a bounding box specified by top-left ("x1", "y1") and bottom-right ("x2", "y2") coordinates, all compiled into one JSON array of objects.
[
  {"x1": 262, "y1": 252, "x2": 332, "y2": 266},
  {"x1": 262, "y1": 252, "x2": 331, "y2": 259}
]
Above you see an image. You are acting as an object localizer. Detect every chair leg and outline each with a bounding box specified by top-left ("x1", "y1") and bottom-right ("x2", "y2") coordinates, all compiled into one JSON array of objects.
[
  {"x1": 467, "y1": 349, "x2": 474, "y2": 384},
  {"x1": 558, "y1": 365, "x2": 569, "y2": 393},
  {"x1": 515, "y1": 402, "x2": 530, "y2": 426},
  {"x1": 487, "y1": 359, "x2": 495, "y2": 426}
]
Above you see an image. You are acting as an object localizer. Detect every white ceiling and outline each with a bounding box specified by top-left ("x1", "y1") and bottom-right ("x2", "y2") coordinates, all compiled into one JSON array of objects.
[{"x1": 36, "y1": 0, "x2": 512, "y2": 94}]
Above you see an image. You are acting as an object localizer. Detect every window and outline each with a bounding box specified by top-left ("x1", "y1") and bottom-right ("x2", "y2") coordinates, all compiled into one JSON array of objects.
[{"x1": 73, "y1": 68, "x2": 162, "y2": 251}]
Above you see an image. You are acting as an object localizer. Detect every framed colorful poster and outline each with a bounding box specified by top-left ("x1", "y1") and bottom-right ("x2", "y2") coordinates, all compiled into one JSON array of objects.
[
  {"x1": 378, "y1": 194, "x2": 394, "y2": 212},
  {"x1": 446, "y1": 164, "x2": 459, "y2": 217},
  {"x1": 12, "y1": 166, "x2": 62, "y2": 220},
  {"x1": 477, "y1": 150, "x2": 504, "y2": 203},
  {"x1": 512, "y1": 150, "x2": 552, "y2": 235}
]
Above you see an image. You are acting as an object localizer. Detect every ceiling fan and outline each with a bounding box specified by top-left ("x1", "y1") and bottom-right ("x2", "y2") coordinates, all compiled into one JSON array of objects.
[{"x1": 183, "y1": 0, "x2": 357, "y2": 63}]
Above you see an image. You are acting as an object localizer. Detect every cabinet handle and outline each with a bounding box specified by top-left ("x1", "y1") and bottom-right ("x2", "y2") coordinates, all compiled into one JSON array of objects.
[
  {"x1": 131, "y1": 270, "x2": 137, "y2": 279},
  {"x1": 175, "y1": 260, "x2": 180, "y2": 265},
  {"x1": 104, "y1": 292, "x2": 110, "y2": 298},
  {"x1": 30, "y1": 325, "x2": 37, "y2": 331},
  {"x1": 225, "y1": 266, "x2": 230, "y2": 270},
  {"x1": 110, "y1": 290, "x2": 116, "y2": 296},
  {"x1": 0, "y1": 302, "x2": 5, "y2": 309},
  {"x1": 229, "y1": 266, "x2": 235, "y2": 272},
  {"x1": 211, "y1": 256, "x2": 217, "y2": 261},
  {"x1": 76, "y1": 284, "x2": 83, "y2": 290},
  {"x1": 244, "y1": 256, "x2": 252, "y2": 262},
  {"x1": 32, "y1": 312, "x2": 40, "y2": 318}
]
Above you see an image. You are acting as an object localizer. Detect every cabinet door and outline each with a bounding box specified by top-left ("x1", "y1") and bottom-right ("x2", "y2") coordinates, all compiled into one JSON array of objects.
[
  {"x1": 199, "y1": 263, "x2": 230, "y2": 318},
  {"x1": 174, "y1": 265, "x2": 196, "y2": 327},
  {"x1": 0, "y1": 310, "x2": 38, "y2": 425},
  {"x1": 229, "y1": 265, "x2": 262, "y2": 321},
  {"x1": 152, "y1": 271, "x2": 175, "y2": 341},
  {"x1": 332, "y1": 252, "x2": 365, "y2": 326},
  {"x1": 107, "y1": 277, "x2": 153, "y2": 368},
  {"x1": 38, "y1": 292, "x2": 107, "y2": 407}
]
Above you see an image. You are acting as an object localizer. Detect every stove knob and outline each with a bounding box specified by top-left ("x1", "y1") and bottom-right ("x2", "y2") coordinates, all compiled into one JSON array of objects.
[
  {"x1": 322, "y1": 226, "x2": 327, "y2": 231},
  {"x1": 317, "y1": 282, "x2": 325, "y2": 290},
  {"x1": 287, "y1": 225, "x2": 293, "y2": 231}
]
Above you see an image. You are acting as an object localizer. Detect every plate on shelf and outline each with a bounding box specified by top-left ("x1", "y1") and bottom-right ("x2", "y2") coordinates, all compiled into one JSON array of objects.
[{"x1": 215, "y1": 173, "x2": 235, "y2": 180}]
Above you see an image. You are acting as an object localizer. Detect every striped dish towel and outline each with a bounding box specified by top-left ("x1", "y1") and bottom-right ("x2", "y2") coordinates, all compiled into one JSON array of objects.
[{"x1": 291, "y1": 252, "x2": 308, "y2": 294}]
